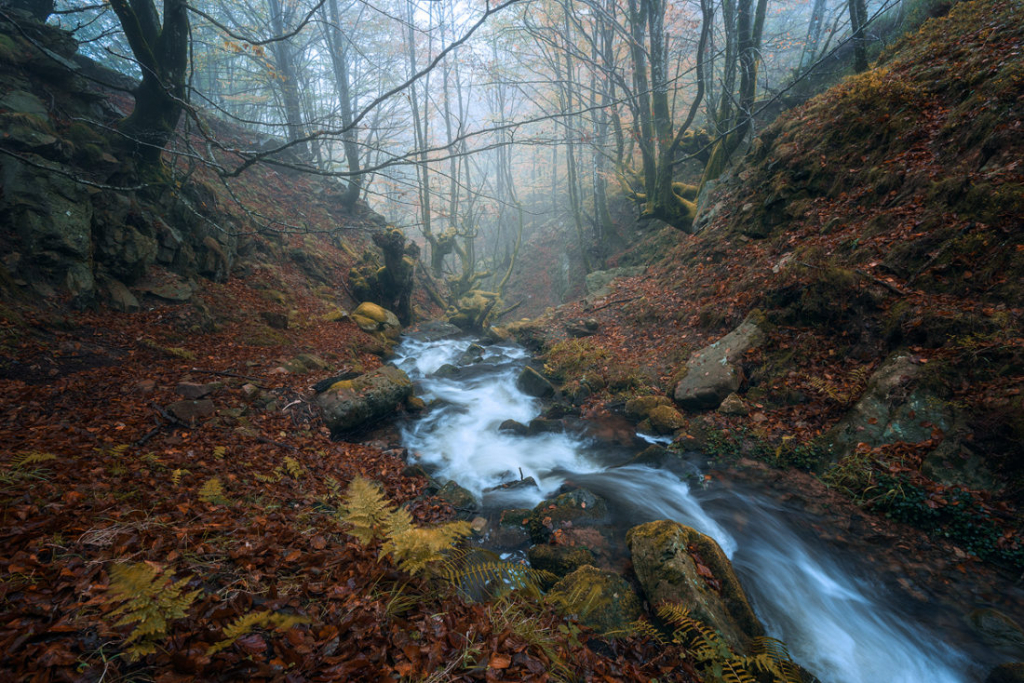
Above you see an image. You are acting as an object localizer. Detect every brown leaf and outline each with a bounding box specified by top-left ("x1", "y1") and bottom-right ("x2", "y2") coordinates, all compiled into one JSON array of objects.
[{"x1": 489, "y1": 653, "x2": 511, "y2": 669}]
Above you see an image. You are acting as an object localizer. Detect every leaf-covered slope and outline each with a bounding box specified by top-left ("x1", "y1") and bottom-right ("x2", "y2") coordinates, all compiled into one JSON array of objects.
[{"x1": 518, "y1": 0, "x2": 1023, "y2": 573}]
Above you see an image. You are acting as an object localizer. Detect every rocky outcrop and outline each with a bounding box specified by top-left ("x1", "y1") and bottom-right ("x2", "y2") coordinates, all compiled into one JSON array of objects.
[
  {"x1": 673, "y1": 314, "x2": 764, "y2": 411},
  {"x1": 626, "y1": 520, "x2": 765, "y2": 652},
  {"x1": 546, "y1": 565, "x2": 642, "y2": 636},
  {"x1": 315, "y1": 365, "x2": 413, "y2": 434}
]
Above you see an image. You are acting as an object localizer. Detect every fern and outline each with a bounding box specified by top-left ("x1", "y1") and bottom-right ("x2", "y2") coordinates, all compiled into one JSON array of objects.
[
  {"x1": 631, "y1": 617, "x2": 668, "y2": 643},
  {"x1": 441, "y1": 549, "x2": 555, "y2": 600},
  {"x1": 254, "y1": 471, "x2": 282, "y2": 484},
  {"x1": 198, "y1": 477, "x2": 227, "y2": 504},
  {"x1": 381, "y1": 507, "x2": 471, "y2": 575},
  {"x1": 9, "y1": 451, "x2": 57, "y2": 468},
  {"x1": 338, "y1": 476, "x2": 396, "y2": 544},
  {"x1": 207, "y1": 611, "x2": 309, "y2": 655},
  {"x1": 656, "y1": 603, "x2": 801, "y2": 683},
  {"x1": 283, "y1": 456, "x2": 303, "y2": 480},
  {"x1": 171, "y1": 468, "x2": 188, "y2": 486},
  {"x1": 105, "y1": 563, "x2": 200, "y2": 661},
  {"x1": 213, "y1": 446, "x2": 227, "y2": 460}
]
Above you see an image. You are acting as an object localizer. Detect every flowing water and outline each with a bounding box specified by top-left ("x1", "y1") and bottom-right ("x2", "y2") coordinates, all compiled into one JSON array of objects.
[{"x1": 393, "y1": 335, "x2": 993, "y2": 683}]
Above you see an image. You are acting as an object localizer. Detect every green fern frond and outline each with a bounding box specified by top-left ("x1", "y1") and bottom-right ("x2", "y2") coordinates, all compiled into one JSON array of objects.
[
  {"x1": 198, "y1": 477, "x2": 227, "y2": 504},
  {"x1": 105, "y1": 562, "x2": 200, "y2": 661},
  {"x1": 207, "y1": 610, "x2": 309, "y2": 655},
  {"x1": 338, "y1": 476, "x2": 396, "y2": 544},
  {"x1": 9, "y1": 451, "x2": 57, "y2": 468}
]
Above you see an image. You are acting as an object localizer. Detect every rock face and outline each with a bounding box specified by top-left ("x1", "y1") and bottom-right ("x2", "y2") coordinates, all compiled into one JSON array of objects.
[
  {"x1": 315, "y1": 365, "x2": 413, "y2": 434},
  {"x1": 547, "y1": 565, "x2": 642, "y2": 636},
  {"x1": 627, "y1": 520, "x2": 765, "y2": 652},
  {"x1": 674, "y1": 316, "x2": 764, "y2": 411},
  {"x1": 404, "y1": 319, "x2": 464, "y2": 342},
  {"x1": 516, "y1": 366, "x2": 555, "y2": 398}
]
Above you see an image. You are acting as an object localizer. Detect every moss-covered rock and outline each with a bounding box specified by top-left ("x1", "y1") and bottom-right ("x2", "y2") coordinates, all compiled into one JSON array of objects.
[
  {"x1": 353, "y1": 302, "x2": 401, "y2": 339},
  {"x1": 315, "y1": 364, "x2": 412, "y2": 435},
  {"x1": 437, "y1": 480, "x2": 477, "y2": 513},
  {"x1": 527, "y1": 544, "x2": 596, "y2": 577},
  {"x1": 624, "y1": 395, "x2": 674, "y2": 421},
  {"x1": 626, "y1": 520, "x2": 765, "y2": 653},
  {"x1": 647, "y1": 404, "x2": 686, "y2": 434},
  {"x1": 546, "y1": 565, "x2": 642, "y2": 636},
  {"x1": 516, "y1": 366, "x2": 555, "y2": 398}
]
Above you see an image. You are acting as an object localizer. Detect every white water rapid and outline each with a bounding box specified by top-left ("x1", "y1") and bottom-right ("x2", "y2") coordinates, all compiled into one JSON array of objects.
[{"x1": 393, "y1": 336, "x2": 979, "y2": 683}]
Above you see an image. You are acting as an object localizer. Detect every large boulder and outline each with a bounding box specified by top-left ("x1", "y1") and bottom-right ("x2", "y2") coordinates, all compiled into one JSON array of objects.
[
  {"x1": 674, "y1": 315, "x2": 764, "y2": 411},
  {"x1": 584, "y1": 266, "x2": 646, "y2": 297},
  {"x1": 352, "y1": 302, "x2": 402, "y2": 339},
  {"x1": 315, "y1": 365, "x2": 413, "y2": 434},
  {"x1": 516, "y1": 366, "x2": 555, "y2": 398},
  {"x1": 546, "y1": 565, "x2": 642, "y2": 636},
  {"x1": 627, "y1": 520, "x2": 765, "y2": 652},
  {"x1": 825, "y1": 354, "x2": 970, "y2": 473},
  {"x1": 405, "y1": 319, "x2": 464, "y2": 342}
]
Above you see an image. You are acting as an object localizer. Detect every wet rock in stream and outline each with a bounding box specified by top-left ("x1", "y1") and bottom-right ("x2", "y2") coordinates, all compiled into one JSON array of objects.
[
  {"x1": 627, "y1": 519, "x2": 765, "y2": 653},
  {"x1": 547, "y1": 565, "x2": 642, "y2": 637},
  {"x1": 528, "y1": 488, "x2": 609, "y2": 543}
]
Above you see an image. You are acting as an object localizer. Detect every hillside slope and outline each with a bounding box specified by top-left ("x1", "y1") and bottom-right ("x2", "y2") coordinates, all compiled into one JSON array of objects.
[{"x1": 520, "y1": 0, "x2": 1023, "y2": 572}]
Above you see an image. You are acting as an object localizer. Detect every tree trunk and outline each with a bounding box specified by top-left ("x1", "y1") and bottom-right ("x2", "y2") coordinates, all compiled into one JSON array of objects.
[
  {"x1": 326, "y1": 0, "x2": 362, "y2": 208},
  {"x1": 848, "y1": 0, "x2": 869, "y2": 73},
  {"x1": 110, "y1": 0, "x2": 190, "y2": 168}
]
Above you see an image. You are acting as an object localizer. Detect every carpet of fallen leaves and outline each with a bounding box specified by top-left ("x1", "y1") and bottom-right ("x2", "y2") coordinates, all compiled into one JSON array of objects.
[{"x1": 0, "y1": 251, "x2": 697, "y2": 682}]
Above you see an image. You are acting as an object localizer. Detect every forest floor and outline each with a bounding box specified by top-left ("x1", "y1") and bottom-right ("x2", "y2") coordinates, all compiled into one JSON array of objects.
[{"x1": 0, "y1": 267, "x2": 693, "y2": 682}]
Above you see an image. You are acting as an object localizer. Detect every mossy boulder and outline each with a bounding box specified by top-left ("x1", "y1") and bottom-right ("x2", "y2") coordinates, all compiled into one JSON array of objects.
[
  {"x1": 528, "y1": 488, "x2": 608, "y2": 543},
  {"x1": 314, "y1": 365, "x2": 412, "y2": 435},
  {"x1": 352, "y1": 302, "x2": 402, "y2": 339},
  {"x1": 516, "y1": 366, "x2": 555, "y2": 398},
  {"x1": 527, "y1": 544, "x2": 596, "y2": 577},
  {"x1": 647, "y1": 404, "x2": 686, "y2": 434},
  {"x1": 627, "y1": 520, "x2": 765, "y2": 653},
  {"x1": 546, "y1": 565, "x2": 641, "y2": 636},
  {"x1": 624, "y1": 395, "x2": 674, "y2": 421}
]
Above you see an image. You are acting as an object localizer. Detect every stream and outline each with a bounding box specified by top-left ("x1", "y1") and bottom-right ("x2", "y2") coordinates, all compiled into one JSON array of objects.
[{"x1": 392, "y1": 335, "x2": 998, "y2": 683}]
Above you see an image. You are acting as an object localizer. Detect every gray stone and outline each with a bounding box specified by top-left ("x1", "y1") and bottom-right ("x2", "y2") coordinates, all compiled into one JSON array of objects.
[
  {"x1": 527, "y1": 418, "x2": 564, "y2": 435},
  {"x1": 674, "y1": 316, "x2": 764, "y2": 411},
  {"x1": 970, "y1": 609, "x2": 1024, "y2": 658},
  {"x1": 826, "y1": 354, "x2": 958, "y2": 463},
  {"x1": 0, "y1": 91, "x2": 49, "y2": 119},
  {"x1": 176, "y1": 382, "x2": 220, "y2": 400},
  {"x1": 516, "y1": 366, "x2": 555, "y2": 398},
  {"x1": 405, "y1": 320, "x2": 464, "y2": 342},
  {"x1": 584, "y1": 266, "x2": 646, "y2": 297},
  {"x1": 528, "y1": 488, "x2": 608, "y2": 543},
  {"x1": 498, "y1": 419, "x2": 529, "y2": 435},
  {"x1": 99, "y1": 276, "x2": 140, "y2": 313},
  {"x1": 627, "y1": 520, "x2": 765, "y2": 652},
  {"x1": 166, "y1": 399, "x2": 216, "y2": 423},
  {"x1": 437, "y1": 480, "x2": 477, "y2": 511},
  {"x1": 315, "y1": 365, "x2": 413, "y2": 434}
]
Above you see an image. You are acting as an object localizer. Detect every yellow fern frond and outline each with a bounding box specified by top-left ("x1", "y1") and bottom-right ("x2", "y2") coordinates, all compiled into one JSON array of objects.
[
  {"x1": 198, "y1": 477, "x2": 226, "y2": 504},
  {"x1": 631, "y1": 618, "x2": 668, "y2": 643},
  {"x1": 10, "y1": 452, "x2": 57, "y2": 468},
  {"x1": 207, "y1": 611, "x2": 309, "y2": 655},
  {"x1": 443, "y1": 559, "x2": 553, "y2": 599},
  {"x1": 283, "y1": 456, "x2": 303, "y2": 479},
  {"x1": 382, "y1": 521, "x2": 472, "y2": 575},
  {"x1": 254, "y1": 472, "x2": 281, "y2": 484},
  {"x1": 325, "y1": 476, "x2": 343, "y2": 500},
  {"x1": 338, "y1": 476, "x2": 395, "y2": 544},
  {"x1": 105, "y1": 562, "x2": 200, "y2": 661},
  {"x1": 110, "y1": 444, "x2": 132, "y2": 456},
  {"x1": 171, "y1": 469, "x2": 188, "y2": 486},
  {"x1": 213, "y1": 446, "x2": 227, "y2": 460},
  {"x1": 750, "y1": 636, "x2": 802, "y2": 682},
  {"x1": 720, "y1": 658, "x2": 758, "y2": 683}
]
